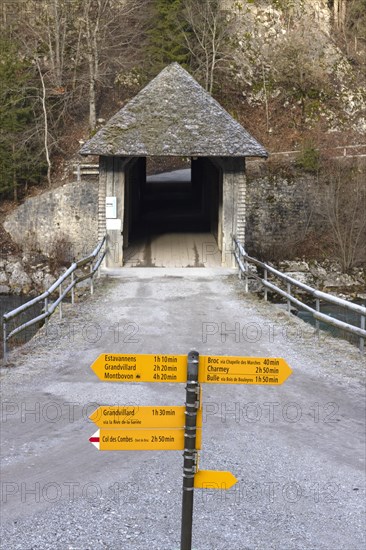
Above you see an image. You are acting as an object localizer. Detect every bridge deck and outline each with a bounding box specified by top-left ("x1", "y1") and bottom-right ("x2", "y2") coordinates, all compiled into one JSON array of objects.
[
  {"x1": 124, "y1": 232, "x2": 222, "y2": 267},
  {"x1": 1, "y1": 270, "x2": 364, "y2": 550}
]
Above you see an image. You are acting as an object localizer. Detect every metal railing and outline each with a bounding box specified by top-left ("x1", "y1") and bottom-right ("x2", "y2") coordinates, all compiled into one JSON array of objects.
[
  {"x1": 233, "y1": 237, "x2": 366, "y2": 353},
  {"x1": 2, "y1": 236, "x2": 107, "y2": 361}
]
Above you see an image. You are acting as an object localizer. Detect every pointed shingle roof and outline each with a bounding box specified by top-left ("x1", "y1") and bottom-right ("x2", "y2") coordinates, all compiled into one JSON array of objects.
[{"x1": 80, "y1": 63, "x2": 267, "y2": 158}]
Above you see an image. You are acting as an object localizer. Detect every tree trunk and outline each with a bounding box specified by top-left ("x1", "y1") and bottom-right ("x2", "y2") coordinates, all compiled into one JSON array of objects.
[
  {"x1": 262, "y1": 63, "x2": 270, "y2": 133},
  {"x1": 52, "y1": 0, "x2": 62, "y2": 87},
  {"x1": 36, "y1": 58, "x2": 51, "y2": 187},
  {"x1": 334, "y1": 0, "x2": 339, "y2": 27},
  {"x1": 89, "y1": 62, "x2": 97, "y2": 132},
  {"x1": 340, "y1": 0, "x2": 347, "y2": 31},
  {"x1": 85, "y1": 0, "x2": 100, "y2": 132},
  {"x1": 333, "y1": 0, "x2": 347, "y2": 31},
  {"x1": 12, "y1": 143, "x2": 17, "y2": 203}
]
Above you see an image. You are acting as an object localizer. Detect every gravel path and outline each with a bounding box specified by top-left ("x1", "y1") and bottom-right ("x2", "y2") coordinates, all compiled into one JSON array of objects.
[{"x1": 1, "y1": 269, "x2": 365, "y2": 550}]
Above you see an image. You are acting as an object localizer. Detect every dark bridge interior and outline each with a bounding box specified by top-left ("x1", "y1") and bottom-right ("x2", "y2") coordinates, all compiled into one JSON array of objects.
[
  {"x1": 134, "y1": 169, "x2": 209, "y2": 235},
  {"x1": 124, "y1": 157, "x2": 222, "y2": 267}
]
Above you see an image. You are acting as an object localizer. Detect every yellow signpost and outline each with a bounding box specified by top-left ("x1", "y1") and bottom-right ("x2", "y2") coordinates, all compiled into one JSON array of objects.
[
  {"x1": 89, "y1": 427, "x2": 202, "y2": 451},
  {"x1": 89, "y1": 350, "x2": 293, "y2": 550},
  {"x1": 90, "y1": 353, "x2": 187, "y2": 383},
  {"x1": 194, "y1": 470, "x2": 238, "y2": 490},
  {"x1": 198, "y1": 356, "x2": 292, "y2": 385},
  {"x1": 89, "y1": 406, "x2": 202, "y2": 429}
]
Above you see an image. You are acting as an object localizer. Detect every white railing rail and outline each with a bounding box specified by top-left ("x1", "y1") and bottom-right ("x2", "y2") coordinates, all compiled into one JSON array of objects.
[
  {"x1": 2, "y1": 235, "x2": 107, "y2": 361},
  {"x1": 233, "y1": 237, "x2": 366, "y2": 354}
]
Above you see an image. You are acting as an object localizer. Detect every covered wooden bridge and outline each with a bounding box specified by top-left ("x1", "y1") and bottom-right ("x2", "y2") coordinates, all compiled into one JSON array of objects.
[{"x1": 80, "y1": 63, "x2": 267, "y2": 267}]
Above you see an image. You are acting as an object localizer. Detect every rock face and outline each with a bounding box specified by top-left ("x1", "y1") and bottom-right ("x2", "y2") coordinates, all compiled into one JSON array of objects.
[
  {"x1": 8, "y1": 263, "x2": 32, "y2": 294},
  {"x1": 1, "y1": 177, "x2": 102, "y2": 296},
  {"x1": 4, "y1": 179, "x2": 98, "y2": 260},
  {"x1": 276, "y1": 259, "x2": 366, "y2": 297},
  {"x1": 0, "y1": 285, "x2": 10, "y2": 294},
  {"x1": 0, "y1": 256, "x2": 56, "y2": 295}
]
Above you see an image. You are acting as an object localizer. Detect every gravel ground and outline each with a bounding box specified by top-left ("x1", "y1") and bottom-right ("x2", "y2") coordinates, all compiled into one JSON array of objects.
[{"x1": 1, "y1": 269, "x2": 365, "y2": 550}]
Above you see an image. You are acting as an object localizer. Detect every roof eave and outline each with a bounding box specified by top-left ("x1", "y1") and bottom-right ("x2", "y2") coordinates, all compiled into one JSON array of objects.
[{"x1": 79, "y1": 148, "x2": 269, "y2": 158}]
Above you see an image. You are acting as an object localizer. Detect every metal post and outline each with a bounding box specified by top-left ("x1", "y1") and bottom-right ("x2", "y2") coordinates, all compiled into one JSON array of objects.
[
  {"x1": 71, "y1": 272, "x2": 75, "y2": 304},
  {"x1": 360, "y1": 314, "x2": 365, "y2": 354},
  {"x1": 244, "y1": 259, "x2": 248, "y2": 293},
  {"x1": 287, "y1": 283, "x2": 291, "y2": 312},
  {"x1": 90, "y1": 264, "x2": 94, "y2": 295},
  {"x1": 98, "y1": 236, "x2": 106, "y2": 278},
  {"x1": 237, "y1": 244, "x2": 242, "y2": 280},
  {"x1": 315, "y1": 299, "x2": 320, "y2": 335},
  {"x1": 264, "y1": 269, "x2": 268, "y2": 301},
  {"x1": 44, "y1": 297, "x2": 48, "y2": 326},
  {"x1": 59, "y1": 283, "x2": 62, "y2": 320},
  {"x1": 3, "y1": 318, "x2": 7, "y2": 363},
  {"x1": 181, "y1": 350, "x2": 199, "y2": 550}
]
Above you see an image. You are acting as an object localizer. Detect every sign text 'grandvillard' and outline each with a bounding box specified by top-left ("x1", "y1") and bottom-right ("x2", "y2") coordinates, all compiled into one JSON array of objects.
[
  {"x1": 90, "y1": 354, "x2": 292, "y2": 385},
  {"x1": 90, "y1": 354, "x2": 187, "y2": 383}
]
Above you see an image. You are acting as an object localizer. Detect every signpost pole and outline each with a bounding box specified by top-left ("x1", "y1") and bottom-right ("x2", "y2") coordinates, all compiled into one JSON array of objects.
[{"x1": 180, "y1": 350, "x2": 199, "y2": 550}]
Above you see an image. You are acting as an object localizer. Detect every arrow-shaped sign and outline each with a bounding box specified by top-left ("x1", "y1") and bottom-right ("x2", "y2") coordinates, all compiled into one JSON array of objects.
[
  {"x1": 89, "y1": 428, "x2": 202, "y2": 451},
  {"x1": 198, "y1": 356, "x2": 292, "y2": 385},
  {"x1": 90, "y1": 354, "x2": 292, "y2": 385},
  {"x1": 194, "y1": 470, "x2": 237, "y2": 490},
  {"x1": 90, "y1": 354, "x2": 187, "y2": 383},
  {"x1": 89, "y1": 406, "x2": 202, "y2": 429}
]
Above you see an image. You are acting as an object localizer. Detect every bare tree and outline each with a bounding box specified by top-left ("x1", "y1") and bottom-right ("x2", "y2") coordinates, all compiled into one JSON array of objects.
[
  {"x1": 333, "y1": 0, "x2": 347, "y2": 31},
  {"x1": 82, "y1": 0, "x2": 103, "y2": 131},
  {"x1": 182, "y1": 0, "x2": 239, "y2": 93},
  {"x1": 35, "y1": 58, "x2": 52, "y2": 187},
  {"x1": 19, "y1": 1, "x2": 73, "y2": 90},
  {"x1": 335, "y1": 0, "x2": 366, "y2": 69},
  {"x1": 318, "y1": 161, "x2": 366, "y2": 271},
  {"x1": 13, "y1": 0, "x2": 145, "y2": 140},
  {"x1": 78, "y1": 0, "x2": 145, "y2": 131}
]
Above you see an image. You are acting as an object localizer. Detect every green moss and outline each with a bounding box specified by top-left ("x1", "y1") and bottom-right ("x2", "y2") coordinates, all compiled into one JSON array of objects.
[{"x1": 295, "y1": 143, "x2": 320, "y2": 174}]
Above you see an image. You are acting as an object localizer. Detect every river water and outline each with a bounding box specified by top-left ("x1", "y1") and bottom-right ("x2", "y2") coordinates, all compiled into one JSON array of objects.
[
  {"x1": 296, "y1": 300, "x2": 365, "y2": 347},
  {"x1": 0, "y1": 295, "x2": 43, "y2": 358}
]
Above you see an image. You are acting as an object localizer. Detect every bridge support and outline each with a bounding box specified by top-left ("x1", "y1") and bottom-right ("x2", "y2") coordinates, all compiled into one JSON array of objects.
[
  {"x1": 99, "y1": 156, "x2": 128, "y2": 267},
  {"x1": 212, "y1": 157, "x2": 246, "y2": 267}
]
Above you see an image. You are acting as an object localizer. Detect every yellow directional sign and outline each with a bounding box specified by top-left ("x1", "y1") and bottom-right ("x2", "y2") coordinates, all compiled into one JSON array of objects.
[
  {"x1": 90, "y1": 354, "x2": 292, "y2": 385},
  {"x1": 198, "y1": 356, "x2": 292, "y2": 385},
  {"x1": 89, "y1": 428, "x2": 202, "y2": 451},
  {"x1": 90, "y1": 354, "x2": 187, "y2": 383},
  {"x1": 194, "y1": 470, "x2": 238, "y2": 490},
  {"x1": 89, "y1": 406, "x2": 202, "y2": 429}
]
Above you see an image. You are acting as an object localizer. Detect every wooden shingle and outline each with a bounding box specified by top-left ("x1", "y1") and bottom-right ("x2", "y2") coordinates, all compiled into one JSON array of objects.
[{"x1": 80, "y1": 63, "x2": 267, "y2": 158}]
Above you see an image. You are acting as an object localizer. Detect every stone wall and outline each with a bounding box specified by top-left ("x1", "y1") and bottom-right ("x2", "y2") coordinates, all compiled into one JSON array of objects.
[
  {"x1": 4, "y1": 180, "x2": 99, "y2": 262},
  {"x1": 245, "y1": 156, "x2": 366, "y2": 264},
  {"x1": 245, "y1": 162, "x2": 314, "y2": 258}
]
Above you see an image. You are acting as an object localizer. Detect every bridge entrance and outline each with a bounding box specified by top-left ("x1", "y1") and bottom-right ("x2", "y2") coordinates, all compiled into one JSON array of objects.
[{"x1": 123, "y1": 158, "x2": 222, "y2": 267}]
